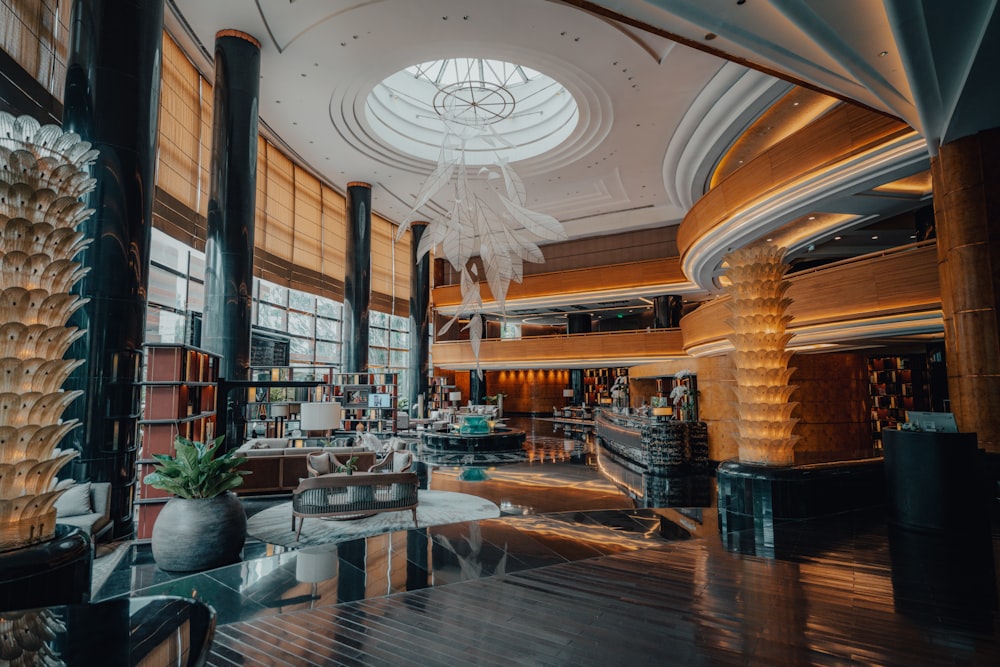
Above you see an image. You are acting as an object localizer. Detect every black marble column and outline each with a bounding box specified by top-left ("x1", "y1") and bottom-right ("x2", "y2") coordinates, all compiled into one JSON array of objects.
[
  {"x1": 566, "y1": 312, "x2": 592, "y2": 334},
  {"x1": 654, "y1": 295, "x2": 684, "y2": 328},
  {"x1": 342, "y1": 182, "x2": 372, "y2": 373},
  {"x1": 202, "y1": 30, "x2": 261, "y2": 385},
  {"x1": 407, "y1": 222, "x2": 430, "y2": 414},
  {"x1": 470, "y1": 370, "x2": 487, "y2": 405},
  {"x1": 570, "y1": 369, "x2": 584, "y2": 405},
  {"x1": 61, "y1": 0, "x2": 165, "y2": 539},
  {"x1": 566, "y1": 315, "x2": 590, "y2": 405}
]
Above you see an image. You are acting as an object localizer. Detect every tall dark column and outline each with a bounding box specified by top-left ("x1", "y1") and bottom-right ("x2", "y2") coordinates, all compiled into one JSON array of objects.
[
  {"x1": 654, "y1": 295, "x2": 684, "y2": 328},
  {"x1": 407, "y1": 222, "x2": 430, "y2": 414},
  {"x1": 202, "y1": 30, "x2": 261, "y2": 385},
  {"x1": 570, "y1": 369, "x2": 584, "y2": 405},
  {"x1": 342, "y1": 182, "x2": 372, "y2": 373},
  {"x1": 470, "y1": 370, "x2": 487, "y2": 405},
  {"x1": 566, "y1": 313, "x2": 592, "y2": 334},
  {"x1": 61, "y1": 0, "x2": 165, "y2": 538},
  {"x1": 566, "y1": 315, "x2": 590, "y2": 405}
]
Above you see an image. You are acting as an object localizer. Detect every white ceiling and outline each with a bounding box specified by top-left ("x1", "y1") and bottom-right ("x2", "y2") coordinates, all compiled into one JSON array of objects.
[{"x1": 167, "y1": 0, "x2": 999, "y2": 273}]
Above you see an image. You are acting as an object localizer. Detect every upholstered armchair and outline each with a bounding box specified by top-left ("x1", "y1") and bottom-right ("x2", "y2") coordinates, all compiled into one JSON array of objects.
[{"x1": 369, "y1": 442, "x2": 413, "y2": 474}]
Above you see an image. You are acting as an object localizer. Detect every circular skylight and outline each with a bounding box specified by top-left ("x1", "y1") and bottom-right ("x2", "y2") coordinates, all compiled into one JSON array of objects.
[{"x1": 367, "y1": 57, "x2": 578, "y2": 164}]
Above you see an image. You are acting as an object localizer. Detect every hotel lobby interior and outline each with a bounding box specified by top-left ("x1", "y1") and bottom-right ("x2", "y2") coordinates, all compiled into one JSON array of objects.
[{"x1": 1, "y1": 0, "x2": 999, "y2": 665}]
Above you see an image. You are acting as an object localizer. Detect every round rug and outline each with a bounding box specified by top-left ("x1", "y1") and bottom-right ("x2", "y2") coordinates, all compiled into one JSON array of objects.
[{"x1": 247, "y1": 490, "x2": 501, "y2": 547}]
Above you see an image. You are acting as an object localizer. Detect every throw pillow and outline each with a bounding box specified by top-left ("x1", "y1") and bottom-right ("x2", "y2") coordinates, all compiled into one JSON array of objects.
[{"x1": 55, "y1": 482, "x2": 92, "y2": 517}]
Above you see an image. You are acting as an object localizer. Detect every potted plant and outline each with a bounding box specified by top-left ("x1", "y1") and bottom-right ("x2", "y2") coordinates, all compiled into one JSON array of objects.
[
  {"x1": 143, "y1": 436, "x2": 249, "y2": 572},
  {"x1": 335, "y1": 455, "x2": 359, "y2": 476}
]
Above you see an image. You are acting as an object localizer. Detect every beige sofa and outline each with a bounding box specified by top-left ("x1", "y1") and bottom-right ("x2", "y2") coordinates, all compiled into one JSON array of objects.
[{"x1": 234, "y1": 438, "x2": 376, "y2": 494}]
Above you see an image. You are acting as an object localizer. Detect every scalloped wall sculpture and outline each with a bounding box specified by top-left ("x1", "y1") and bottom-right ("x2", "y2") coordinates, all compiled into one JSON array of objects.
[
  {"x1": 0, "y1": 113, "x2": 97, "y2": 550},
  {"x1": 724, "y1": 245, "x2": 798, "y2": 465}
]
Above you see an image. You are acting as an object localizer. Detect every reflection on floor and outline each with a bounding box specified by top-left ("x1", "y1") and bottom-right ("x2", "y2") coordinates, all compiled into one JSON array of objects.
[{"x1": 93, "y1": 418, "x2": 1000, "y2": 665}]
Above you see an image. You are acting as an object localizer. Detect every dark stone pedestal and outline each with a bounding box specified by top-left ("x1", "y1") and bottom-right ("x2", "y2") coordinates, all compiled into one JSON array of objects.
[
  {"x1": 0, "y1": 525, "x2": 92, "y2": 612},
  {"x1": 883, "y1": 429, "x2": 987, "y2": 533},
  {"x1": 717, "y1": 458, "x2": 884, "y2": 557}
]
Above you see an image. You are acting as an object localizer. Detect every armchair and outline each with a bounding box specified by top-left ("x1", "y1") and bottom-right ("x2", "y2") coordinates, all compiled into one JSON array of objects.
[
  {"x1": 54, "y1": 481, "x2": 113, "y2": 541},
  {"x1": 369, "y1": 442, "x2": 413, "y2": 474}
]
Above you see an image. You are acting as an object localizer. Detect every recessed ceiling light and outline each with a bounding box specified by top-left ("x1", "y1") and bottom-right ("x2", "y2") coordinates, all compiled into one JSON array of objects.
[
  {"x1": 766, "y1": 238, "x2": 773, "y2": 242},
  {"x1": 879, "y1": 50, "x2": 888, "y2": 57},
  {"x1": 910, "y1": 234, "x2": 917, "y2": 239},
  {"x1": 705, "y1": 33, "x2": 717, "y2": 40},
  {"x1": 834, "y1": 236, "x2": 842, "y2": 240},
  {"x1": 808, "y1": 216, "x2": 816, "y2": 220},
  {"x1": 871, "y1": 235, "x2": 879, "y2": 240}
]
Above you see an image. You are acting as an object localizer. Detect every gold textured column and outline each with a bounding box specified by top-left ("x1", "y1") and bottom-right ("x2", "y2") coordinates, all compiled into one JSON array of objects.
[
  {"x1": 931, "y1": 127, "x2": 1000, "y2": 453},
  {"x1": 0, "y1": 114, "x2": 96, "y2": 548},
  {"x1": 723, "y1": 246, "x2": 798, "y2": 465}
]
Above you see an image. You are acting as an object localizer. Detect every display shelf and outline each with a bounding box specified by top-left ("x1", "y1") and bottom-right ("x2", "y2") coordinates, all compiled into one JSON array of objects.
[
  {"x1": 331, "y1": 372, "x2": 398, "y2": 432},
  {"x1": 581, "y1": 367, "x2": 628, "y2": 406},
  {"x1": 867, "y1": 354, "x2": 930, "y2": 448},
  {"x1": 137, "y1": 344, "x2": 221, "y2": 539},
  {"x1": 427, "y1": 376, "x2": 456, "y2": 411}
]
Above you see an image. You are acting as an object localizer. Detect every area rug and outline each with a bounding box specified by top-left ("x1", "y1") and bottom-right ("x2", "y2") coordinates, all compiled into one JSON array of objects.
[{"x1": 246, "y1": 490, "x2": 501, "y2": 547}]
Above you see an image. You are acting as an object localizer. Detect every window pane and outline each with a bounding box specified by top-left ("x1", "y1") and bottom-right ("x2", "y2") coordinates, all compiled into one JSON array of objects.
[
  {"x1": 148, "y1": 265, "x2": 187, "y2": 310},
  {"x1": 315, "y1": 340, "x2": 340, "y2": 363},
  {"x1": 258, "y1": 303, "x2": 286, "y2": 330},
  {"x1": 316, "y1": 318, "x2": 341, "y2": 341},
  {"x1": 288, "y1": 312, "x2": 314, "y2": 338},
  {"x1": 187, "y1": 279, "x2": 204, "y2": 313},
  {"x1": 317, "y1": 297, "x2": 342, "y2": 319},
  {"x1": 369, "y1": 327, "x2": 387, "y2": 347},
  {"x1": 390, "y1": 349, "x2": 408, "y2": 367},
  {"x1": 390, "y1": 331, "x2": 408, "y2": 348},
  {"x1": 371, "y1": 310, "x2": 389, "y2": 327},
  {"x1": 289, "y1": 337, "x2": 314, "y2": 364},
  {"x1": 369, "y1": 347, "x2": 388, "y2": 365},
  {"x1": 289, "y1": 290, "x2": 315, "y2": 312},
  {"x1": 150, "y1": 229, "x2": 189, "y2": 273},
  {"x1": 391, "y1": 315, "x2": 409, "y2": 332},
  {"x1": 259, "y1": 280, "x2": 288, "y2": 306},
  {"x1": 188, "y1": 252, "x2": 206, "y2": 282},
  {"x1": 145, "y1": 307, "x2": 186, "y2": 344}
]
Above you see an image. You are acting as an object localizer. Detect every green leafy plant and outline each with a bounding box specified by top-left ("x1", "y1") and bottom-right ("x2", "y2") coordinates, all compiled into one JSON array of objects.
[
  {"x1": 143, "y1": 436, "x2": 249, "y2": 499},
  {"x1": 335, "y1": 455, "x2": 359, "y2": 475}
]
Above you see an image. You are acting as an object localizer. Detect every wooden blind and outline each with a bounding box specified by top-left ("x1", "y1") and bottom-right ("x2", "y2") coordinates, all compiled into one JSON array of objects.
[
  {"x1": 261, "y1": 142, "x2": 294, "y2": 264},
  {"x1": 156, "y1": 34, "x2": 210, "y2": 216},
  {"x1": 292, "y1": 165, "x2": 322, "y2": 273},
  {"x1": 0, "y1": 0, "x2": 70, "y2": 100},
  {"x1": 321, "y1": 186, "x2": 346, "y2": 283},
  {"x1": 371, "y1": 213, "x2": 410, "y2": 304}
]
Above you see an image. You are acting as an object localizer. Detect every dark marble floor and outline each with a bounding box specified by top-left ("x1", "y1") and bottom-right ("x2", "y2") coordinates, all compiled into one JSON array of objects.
[{"x1": 94, "y1": 419, "x2": 1000, "y2": 665}]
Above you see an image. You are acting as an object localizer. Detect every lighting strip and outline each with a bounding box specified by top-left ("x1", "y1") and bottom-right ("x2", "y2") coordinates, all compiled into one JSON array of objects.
[
  {"x1": 434, "y1": 281, "x2": 703, "y2": 315},
  {"x1": 431, "y1": 354, "x2": 692, "y2": 371},
  {"x1": 682, "y1": 132, "x2": 929, "y2": 291},
  {"x1": 685, "y1": 310, "x2": 943, "y2": 357}
]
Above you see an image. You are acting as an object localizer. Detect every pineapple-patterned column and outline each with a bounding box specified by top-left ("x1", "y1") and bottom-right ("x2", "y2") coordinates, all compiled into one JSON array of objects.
[
  {"x1": 0, "y1": 113, "x2": 97, "y2": 549},
  {"x1": 723, "y1": 246, "x2": 798, "y2": 466}
]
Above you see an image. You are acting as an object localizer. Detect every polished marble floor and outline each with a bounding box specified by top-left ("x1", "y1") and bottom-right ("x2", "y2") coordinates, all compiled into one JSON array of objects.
[{"x1": 94, "y1": 419, "x2": 1000, "y2": 665}]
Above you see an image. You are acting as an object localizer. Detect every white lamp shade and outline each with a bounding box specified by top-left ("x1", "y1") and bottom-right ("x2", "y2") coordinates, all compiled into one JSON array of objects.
[
  {"x1": 299, "y1": 402, "x2": 341, "y2": 431},
  {"x1": 562, "y1": 389, "x2": 575, "y2": 397},
  {"x1": 448, "y1": 391, "x2": 462, "y2": 402},
  {"x1": 270, "y1": 404, "x2": 289, "y2": 418}
]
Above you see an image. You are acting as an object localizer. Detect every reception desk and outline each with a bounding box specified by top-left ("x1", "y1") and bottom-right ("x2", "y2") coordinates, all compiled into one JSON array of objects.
[
  {"x1": 595, "y1": 411, "x2": 709, "y2": 472},
  {"x1": 594, "y1": 411, "x2": 711, "y2": 508}
]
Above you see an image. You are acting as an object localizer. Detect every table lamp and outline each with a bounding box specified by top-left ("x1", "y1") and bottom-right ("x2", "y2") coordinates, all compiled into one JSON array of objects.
[
  {"x1": 270, "y1": 403, "x2": 289, "y2": 438},
  {"x1": 299, "y1": 402, "x2": 341, "y2": 442}
]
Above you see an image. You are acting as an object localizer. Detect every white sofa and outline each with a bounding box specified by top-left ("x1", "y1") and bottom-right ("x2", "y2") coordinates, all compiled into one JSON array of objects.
[{"x1": 55, "y1": 481, "x2": 113, "y2": 541}]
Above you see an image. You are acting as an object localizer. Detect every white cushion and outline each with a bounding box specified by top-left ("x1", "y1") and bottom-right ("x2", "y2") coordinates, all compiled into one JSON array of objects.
[{"x1": 55, "y1": 482, "x2": 92, "y2": 517}]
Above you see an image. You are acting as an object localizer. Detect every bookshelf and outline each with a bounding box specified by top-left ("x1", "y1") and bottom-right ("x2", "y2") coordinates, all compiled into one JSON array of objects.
[
  {"x1": 331, "y1": 372, "x2": 399, "y2": 433},
  {"x1": 137, "y1": 344, "x2": 221, "y2": 539},
  {"x1": 868, "y1": 354, "x2": 930, "y2": 448},
  {"x1": 582, "y1": 367, "x2": 628, "y2": 406},
  {"x1": 427, "y1": 376, "x2": 456, "y2": 411}
]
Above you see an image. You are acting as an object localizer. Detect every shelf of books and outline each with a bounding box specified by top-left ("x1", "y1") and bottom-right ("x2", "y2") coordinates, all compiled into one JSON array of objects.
[
  {"x1": 332, "y1": 372, "x2": 398, "y2": 432},
  {"x1": 137, "y1": 344, "x2": 221, "y2": 539},
  {"x1": 868, "y1": 354, "x2": 930, "y2": 448}
]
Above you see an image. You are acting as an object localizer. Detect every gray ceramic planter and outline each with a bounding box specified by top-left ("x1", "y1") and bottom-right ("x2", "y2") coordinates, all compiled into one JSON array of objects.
[{"x1": 151, "y1": 492, "x2": 247, "y2": 572}]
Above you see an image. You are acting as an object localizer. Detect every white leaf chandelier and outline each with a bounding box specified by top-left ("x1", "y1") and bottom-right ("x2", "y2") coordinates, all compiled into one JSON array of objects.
[{"x1": 395, "y1": 59, "x2": 569, "y2": 374}]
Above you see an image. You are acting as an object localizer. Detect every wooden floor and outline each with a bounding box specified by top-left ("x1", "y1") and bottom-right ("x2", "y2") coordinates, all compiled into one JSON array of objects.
[{"x1": 207, "y1": 508, "x2": 1000, "y2": 666}]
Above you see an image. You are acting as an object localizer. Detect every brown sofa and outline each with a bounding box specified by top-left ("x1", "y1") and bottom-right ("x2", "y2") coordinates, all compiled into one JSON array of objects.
[{"x1": 234, "y1": 438, "x2": 376, "y2": 494}]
